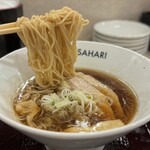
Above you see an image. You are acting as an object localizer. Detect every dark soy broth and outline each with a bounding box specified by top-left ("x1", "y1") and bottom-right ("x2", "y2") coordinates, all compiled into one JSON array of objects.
[{"x1": 76, "y1": 68, "x2": 138, "y2": 124}]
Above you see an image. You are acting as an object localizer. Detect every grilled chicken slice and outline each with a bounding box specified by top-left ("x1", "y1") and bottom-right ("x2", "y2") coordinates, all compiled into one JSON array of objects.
[
  {"x1": 15, "y1": 100, "x2": 40, "y2": 127},
  {"x1": 63, "y1": 119, "x2": 124, "y2": 132}
]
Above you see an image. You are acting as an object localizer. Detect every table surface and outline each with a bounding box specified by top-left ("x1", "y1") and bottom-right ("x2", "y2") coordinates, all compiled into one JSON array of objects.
[{"x1": 0, "y1": 50, "x2": 150, "y2": 150}]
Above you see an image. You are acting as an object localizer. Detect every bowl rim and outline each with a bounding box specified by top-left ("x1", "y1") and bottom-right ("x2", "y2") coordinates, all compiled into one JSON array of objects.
[{"x1": 0, "y1": 41, "x2": 150, "y2": 139}]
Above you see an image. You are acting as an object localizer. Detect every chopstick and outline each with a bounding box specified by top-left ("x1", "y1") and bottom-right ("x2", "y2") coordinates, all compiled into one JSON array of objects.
[{"x1": 0, "y1": 22, "x2": 20, "y2": 35}]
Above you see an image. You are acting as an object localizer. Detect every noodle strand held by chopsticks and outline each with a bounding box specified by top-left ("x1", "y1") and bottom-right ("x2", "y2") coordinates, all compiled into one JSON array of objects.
[{"x1": 16, "y1": 7, "x2": 89, "y2": 88}]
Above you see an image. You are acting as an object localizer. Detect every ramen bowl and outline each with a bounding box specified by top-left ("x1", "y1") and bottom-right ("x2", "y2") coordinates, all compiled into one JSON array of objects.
[{"x1": 0, "y1": 41, "x2": 150, "y2": 150}]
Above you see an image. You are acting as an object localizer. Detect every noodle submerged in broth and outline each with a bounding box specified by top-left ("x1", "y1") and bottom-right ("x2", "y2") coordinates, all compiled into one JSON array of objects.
[
  {"x1": 13, "y1": 7, "x2": 137, "y2": 132},
  {"x1": 13, "y1": 70, "x2": 137, "y2": 132},
  {"x1": 13, "y1": 75, "x2": 102, "y2": 131}
]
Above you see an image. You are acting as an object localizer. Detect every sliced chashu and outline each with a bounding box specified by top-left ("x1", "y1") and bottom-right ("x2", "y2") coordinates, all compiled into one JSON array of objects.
[
  {"x1": 77, "y1": 72, "x2": 125, "y2": 121},
  {"x1": 68, "y1": 76, "x2": 115, "y2": 120}
]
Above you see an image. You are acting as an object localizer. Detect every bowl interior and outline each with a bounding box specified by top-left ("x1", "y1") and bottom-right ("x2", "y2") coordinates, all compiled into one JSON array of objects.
[{"x1": 0, "y1": 41, "x2": 150, "y2": 132}]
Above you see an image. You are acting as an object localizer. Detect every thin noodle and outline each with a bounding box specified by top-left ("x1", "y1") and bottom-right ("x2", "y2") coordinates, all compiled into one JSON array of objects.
[{"x1": 16, "y1": 7, "x2": 89, "y2": 87}]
